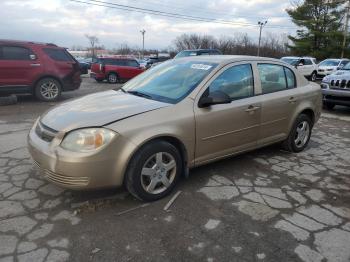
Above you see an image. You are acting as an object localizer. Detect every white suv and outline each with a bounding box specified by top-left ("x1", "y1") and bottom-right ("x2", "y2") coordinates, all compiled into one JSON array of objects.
[
  {"x1": 281, "y1": 56, "x2": 318, "y2": 81},
  {"x1": 317, "y1": 58, "x2": 349, "y2": 78}
]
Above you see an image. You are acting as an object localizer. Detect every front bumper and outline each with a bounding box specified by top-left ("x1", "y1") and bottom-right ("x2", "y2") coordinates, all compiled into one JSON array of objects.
[
  {"x1": 321, "y1": 84, "x2": 350, "y2": 106},
  {"x1": 27, "y1": 123, "x2": 133, "y2": 190}
]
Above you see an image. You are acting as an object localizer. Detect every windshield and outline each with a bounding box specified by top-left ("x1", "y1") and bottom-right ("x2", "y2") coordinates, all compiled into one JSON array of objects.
[
  {"x1": 174, "y1": 51, "x2": 198, "y2": 58},
  {"x1": 281, "y1": 58, "x2": 299, "y2": 66},
  {"x1": 319, "y1": 60, "x2": 340, "y2": 67},
  {"x1": 121, "y1": 60, "x2": 218, "y2": 104}
]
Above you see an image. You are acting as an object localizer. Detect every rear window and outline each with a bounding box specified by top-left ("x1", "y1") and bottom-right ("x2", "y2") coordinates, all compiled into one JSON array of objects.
[
  {"x1": 44, "y1": 48, "x2": 74, "y2": 62},
  {"x1": 0, "y1": 46, "x2": 32, "y2": 60}
]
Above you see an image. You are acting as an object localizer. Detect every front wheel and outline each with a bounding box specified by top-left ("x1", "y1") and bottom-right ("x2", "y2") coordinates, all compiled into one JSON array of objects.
[
  {"x1": 34, "y1": 78, "x2": 62, "y2": 102},
  {"x1": 282, "y1": 114, "x2": 312, "y2": 153},
  {"x1": 323, "y1": 102, "x2": 335, "y2": 110},
  {"x1": 125, "y1": 141, "x2": 182, "y2": 201},
  {"x1": 310, "y1": 71, "x2": 317, "y2": 82}
]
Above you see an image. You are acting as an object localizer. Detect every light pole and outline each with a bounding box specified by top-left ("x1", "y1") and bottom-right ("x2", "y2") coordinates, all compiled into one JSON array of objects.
[
  {"x1": 257, "y1": 21, "x2": 267, "y2": 57},
  {"x1": 140, "y1": 29, "x2": 146, "y2": 59}
]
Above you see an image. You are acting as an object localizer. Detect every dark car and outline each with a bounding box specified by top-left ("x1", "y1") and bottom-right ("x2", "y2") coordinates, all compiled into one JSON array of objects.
[
  {"x1": 90, "y1": 57, "x2": 144, "y2": 83},
  {"x1": 0, "y1": 39, "x2": 81, "y2": 101},
  {"x1": 76, "y1": 58, "x2": 89, "y2": 74},
  {"x1": 174, "y1": 49, "x2": 222, "y2": 58}
]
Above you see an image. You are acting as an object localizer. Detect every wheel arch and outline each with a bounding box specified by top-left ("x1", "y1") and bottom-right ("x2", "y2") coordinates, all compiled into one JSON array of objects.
[
  {"x1": 288, "y1": 106, "x2": 315, "y2": 135},
  {"x1": 32, "y1": 75, "x2": 63, "y2": 92},
  {"x1": 123, "y1": 135, "x2": 189, "y2": 185}
]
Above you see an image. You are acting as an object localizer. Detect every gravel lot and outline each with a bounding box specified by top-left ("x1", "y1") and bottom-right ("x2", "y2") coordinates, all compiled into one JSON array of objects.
[{"x1": 0, "y1": 75, "x2": 350, "y2": 262}]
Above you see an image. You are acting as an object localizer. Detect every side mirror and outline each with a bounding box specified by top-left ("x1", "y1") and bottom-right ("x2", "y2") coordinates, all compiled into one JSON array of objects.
[
  {"x1": 298, "y1": 63, "x2": 303, "y2": 67},
  {"x1": 198, "y1": 90, "x2": 231, "y2": 108}
]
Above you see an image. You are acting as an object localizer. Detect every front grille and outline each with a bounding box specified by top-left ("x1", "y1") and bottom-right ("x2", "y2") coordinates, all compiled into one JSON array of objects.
[
  {"x1": 33, "y1": 160, "x2": 89, "y2": 187},
  {"x1": 35, "y1": 121, "x2": 58, "y2": 142},
  {"x1": 330, "y1": 79, "x2": 350, "y2": 91}
]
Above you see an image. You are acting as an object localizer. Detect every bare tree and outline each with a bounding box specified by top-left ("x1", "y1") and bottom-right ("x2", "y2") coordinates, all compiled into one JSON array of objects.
[{"x1": 85, "y1": 34, "x2": 99, "y2": 58}]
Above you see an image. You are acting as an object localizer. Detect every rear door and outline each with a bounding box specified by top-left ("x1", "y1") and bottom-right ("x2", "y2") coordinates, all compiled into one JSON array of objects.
[
  {"x1": 257, "y1": 63, "x2": 300, "y2": 146},
  {"x1": 194, "y1": 62, "x2": 261, "y2": 164},
  {"x1": 0, "y1": 45, "x2": 42, "y2": 87},
  {"x1": 43, "y1": 48, "x2": 79, "y2": 78}
]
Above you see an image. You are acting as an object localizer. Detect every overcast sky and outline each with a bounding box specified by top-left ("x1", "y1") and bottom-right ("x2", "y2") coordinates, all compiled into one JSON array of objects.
[{"x1": 0, "y1": 0, "x2": 297, "y2": 50}]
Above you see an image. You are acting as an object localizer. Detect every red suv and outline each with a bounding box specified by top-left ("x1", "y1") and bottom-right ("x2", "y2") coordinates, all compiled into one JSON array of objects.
[
  {"x1": 0, "y1": 40, "x2": 81, "y2": 101},
  {"x1": 90, "y1": 57, "x2": 144, "y2": 83}
]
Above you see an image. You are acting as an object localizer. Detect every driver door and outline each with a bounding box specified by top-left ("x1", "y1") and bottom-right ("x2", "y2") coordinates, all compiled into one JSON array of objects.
[{"x1": 194, "y1": 63, "x2": 261, "y2": 165}]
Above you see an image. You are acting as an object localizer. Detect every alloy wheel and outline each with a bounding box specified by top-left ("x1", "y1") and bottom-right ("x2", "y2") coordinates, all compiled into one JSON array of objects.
[
  {"x1": 294, "y1": 121, "x2": 310, "y2": 148},
  {"x1": 141, "y1": 152, "x2": 177, "y2": 194},
  {"x1": 40, "y1": 81, "x2": 59, "y2": 100}
]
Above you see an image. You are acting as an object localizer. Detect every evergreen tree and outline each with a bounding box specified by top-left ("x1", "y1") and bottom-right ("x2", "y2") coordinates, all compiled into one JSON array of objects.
[{"x1": 287, "y1": 0, "x2": 348, "y2": 59}]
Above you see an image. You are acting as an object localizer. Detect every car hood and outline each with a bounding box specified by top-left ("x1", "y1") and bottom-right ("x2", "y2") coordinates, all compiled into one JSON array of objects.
[
  {"x1": 40, "y1": 90, "x2": 170, "y2": 132},
  {"x1": 318, "y1": 66, "x2": 337, "y2": 70},
  {"x1": 323, "y1": 70, "x2": 350, "y2": 82}
]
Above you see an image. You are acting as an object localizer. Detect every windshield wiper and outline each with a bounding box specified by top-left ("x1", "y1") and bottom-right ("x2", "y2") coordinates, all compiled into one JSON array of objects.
[
  {"x1": 127, "y1": 90, "x2": 153, "y2": 99},
  {"x1": 119, "y1": 87, "x2": 127, "y2": 93}
]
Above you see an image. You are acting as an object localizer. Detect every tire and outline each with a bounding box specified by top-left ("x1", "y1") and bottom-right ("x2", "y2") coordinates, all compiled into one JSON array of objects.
[
  {"x1": 35, "y1": 78, "x2": 62, "y2": 102},
  {"x1": 323, "y1": 102, "x2": 335, "y2": 110},
  {"x1": 282, "y1": 114, "x2": 312, "y2": 153},
  {"x1": 107, "y1": 73, "x2": 119, "y2": 84},
  {"x1": 0, "y1": 94, "x2": 17, "y2": 106},
  {"x1": 310, "y1": 71, "x2": 317, "y2": 82},
  {"x1": 125, "y1": 140, "x2": 183, "y2": 202}
]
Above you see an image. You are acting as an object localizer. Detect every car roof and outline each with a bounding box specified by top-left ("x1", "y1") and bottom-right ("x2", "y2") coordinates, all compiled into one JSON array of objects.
[
  {"x1": 181, "y1": 49, "x2": 220, "y2": 52},
  {"x1": 0, "y1": 39, "x2": 58, "y2": 47},
  {"x1": 176, "y1": 55, "x2": 284, "y2": 65},
  {"x1": 282, "y1": 56, "x2": 315, "y2": 59}
]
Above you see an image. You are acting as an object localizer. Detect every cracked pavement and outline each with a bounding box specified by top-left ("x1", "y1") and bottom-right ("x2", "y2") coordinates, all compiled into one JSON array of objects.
[{"x1": 0, "y1": 77, "x2": 349, "y2": 262}]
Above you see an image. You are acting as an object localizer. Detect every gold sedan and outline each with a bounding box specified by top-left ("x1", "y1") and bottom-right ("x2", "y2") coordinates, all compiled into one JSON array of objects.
[{"x1": 28, "y1": 56, "x2": 322, "y2": 201}]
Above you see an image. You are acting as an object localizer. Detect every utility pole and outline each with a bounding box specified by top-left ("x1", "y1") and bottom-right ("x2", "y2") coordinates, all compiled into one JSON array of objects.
[
  {"x1": 341, "y1": 0, "x2": 350, "y2": 58},
  {"x1": 257, "y1": 21, "x2": 267, "y2": 57},
  {"x1": 140, "y1": 29, "x2": 146, "y2": 59}
]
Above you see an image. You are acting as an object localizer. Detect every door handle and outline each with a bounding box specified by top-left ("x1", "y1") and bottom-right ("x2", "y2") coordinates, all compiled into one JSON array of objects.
[
  {"x1": 289, "y1": 97, "x2": 297, "y2": 103},
  {"x1": 245, "y1": 105, "x2": 260, "y2": 113},
  {"x1": 30, "y1": 64, "x2": 41, "y2": 67}
]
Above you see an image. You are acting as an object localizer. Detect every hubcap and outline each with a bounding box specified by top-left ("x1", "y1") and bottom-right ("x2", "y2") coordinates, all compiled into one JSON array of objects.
[
  {"x1": 109, "y1": 74, "x2": 117, "y2": 83},
  {"x1": 294, "y1": 121, "x2": 310, "y2": 148},
  {"x1": 141, "y1": 152, "x2": 176, "y2": 194},
  {"x1": 40, "y1": 81, "x2": 58, "y2": 99}
]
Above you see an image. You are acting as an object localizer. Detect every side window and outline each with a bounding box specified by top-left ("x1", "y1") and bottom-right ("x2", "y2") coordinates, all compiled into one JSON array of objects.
[
  {"x1": 340, "y1": 60, "x2": 348, "y2": 66},
  {"x1": 125, "y1": 60, "x2": 139, "y2": 67},
  {"x1": 44, "y1": 48, "x2": 73, "y2": 62},
  {"x1": 304, "y1": 59, "x2": 312, "y2": 65},
  {"x1": 209, "y1": 64, "x2": 254, "y2": 100},
  {"x1": 1, "y1": 46, "x2": 31, "y2": 60},
  {"x1": 284, "y1": 67, "x2": 296, "y2": 89},
  {"x1": 258, "y1": 64, "x2": 287, "y2": 94}
]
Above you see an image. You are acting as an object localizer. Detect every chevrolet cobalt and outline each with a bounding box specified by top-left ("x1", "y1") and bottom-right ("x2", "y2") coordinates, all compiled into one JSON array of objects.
[{"x1": 28, "y1": 56, "x2": 322, "y2": 201}]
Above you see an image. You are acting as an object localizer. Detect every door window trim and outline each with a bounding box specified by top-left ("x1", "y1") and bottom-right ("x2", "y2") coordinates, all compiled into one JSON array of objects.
[
  {"x1": 257, "y1": 63, "x2": 297, "y2": 95},
  {"x1": 197, "y1": 62, "x2": 255, "y2": 106},
  {"x1": 0, "y1": 45, "x2": 36, "y2": 61}
]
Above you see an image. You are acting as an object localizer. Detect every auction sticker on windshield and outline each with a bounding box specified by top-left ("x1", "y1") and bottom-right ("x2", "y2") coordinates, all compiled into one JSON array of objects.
[{"x1": 191, "y1": 64, "x2": 212, "y2": 70}]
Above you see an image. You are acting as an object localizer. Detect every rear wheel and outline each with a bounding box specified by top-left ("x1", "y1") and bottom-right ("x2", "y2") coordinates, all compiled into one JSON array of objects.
[
  {"x1": 107, "y1": 73, "x2": 119, "y2": 84},
  {"x1": 282, "y1": 114, "x2": 312, "y2": 153},
  {"x1": 323, "y1": 102, "x2": 335, "y2": 110},
  {"x1": 34, "y1": 78, "x2": 61, "y2": 102},
  {"x1": 125, "y1": 141, "x2": 182, "y2": 201}
]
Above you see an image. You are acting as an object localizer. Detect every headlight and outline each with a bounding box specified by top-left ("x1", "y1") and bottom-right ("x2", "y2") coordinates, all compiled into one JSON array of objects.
[{"x1": 61, "y1": 128, "x2": 117, "y2": 152}]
